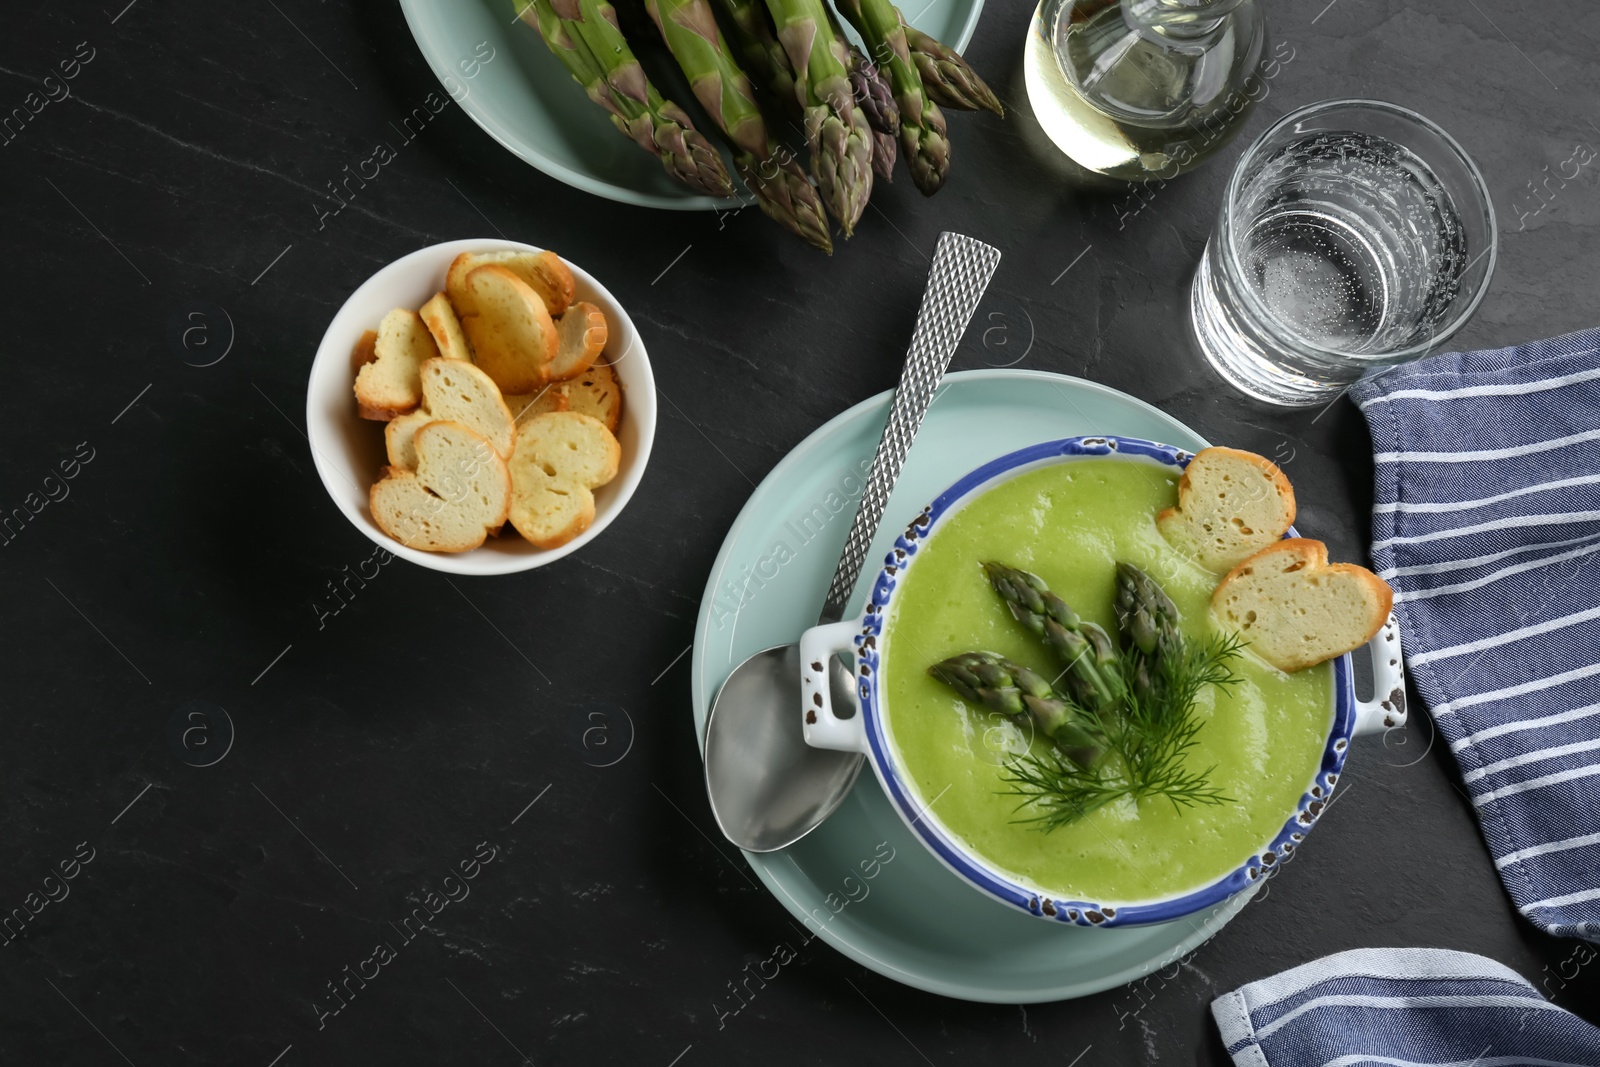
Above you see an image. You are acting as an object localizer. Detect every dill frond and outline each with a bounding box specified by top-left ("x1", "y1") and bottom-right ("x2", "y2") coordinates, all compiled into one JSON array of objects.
[{"x1": 999, "y1": 632, "x2": 1242, "y2": 831}]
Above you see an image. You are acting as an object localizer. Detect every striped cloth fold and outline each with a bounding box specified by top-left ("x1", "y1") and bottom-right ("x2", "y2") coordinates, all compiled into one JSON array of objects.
[
  {"x1": 1212, "y1": 947, "x2": 1600, "y2": 1067},
  {"x1": 1350, "y1": 327, "x2": 1600, "y2": 943}
]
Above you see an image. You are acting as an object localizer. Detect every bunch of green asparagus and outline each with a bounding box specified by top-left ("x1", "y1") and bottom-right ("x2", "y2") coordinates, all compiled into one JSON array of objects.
[
  {"x1": 515, "y1": 0, "x2": 1001, "y2": 253},
  {"x1": 928, "y1": 561, "x2": 1242, "y2": 830}
]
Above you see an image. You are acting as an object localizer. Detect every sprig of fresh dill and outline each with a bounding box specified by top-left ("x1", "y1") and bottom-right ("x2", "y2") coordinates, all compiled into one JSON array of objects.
[{"x1": 999, "y1": 633, "x2": 1244, "y2": 832}]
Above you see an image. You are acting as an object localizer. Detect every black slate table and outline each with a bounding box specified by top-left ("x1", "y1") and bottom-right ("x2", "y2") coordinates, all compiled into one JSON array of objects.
[{"x1": 3, "y1": 1, "x2": 1598, "y2": 1063}]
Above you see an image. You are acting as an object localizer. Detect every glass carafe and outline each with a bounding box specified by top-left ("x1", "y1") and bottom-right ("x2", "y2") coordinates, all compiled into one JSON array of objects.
[{"x1": 1024, "y1": 0, "x2": 1269, "y2": 182}]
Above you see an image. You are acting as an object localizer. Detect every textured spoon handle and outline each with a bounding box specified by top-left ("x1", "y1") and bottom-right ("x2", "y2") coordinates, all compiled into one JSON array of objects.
[{"x1": 819, "y1": 232, "x2": 1002, "y2": 624}]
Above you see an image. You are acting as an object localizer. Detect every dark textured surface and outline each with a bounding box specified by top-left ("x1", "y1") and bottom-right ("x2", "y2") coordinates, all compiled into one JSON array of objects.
[{"x1": 2, "y1": 1, "x2": 1598, "y2": 1064}]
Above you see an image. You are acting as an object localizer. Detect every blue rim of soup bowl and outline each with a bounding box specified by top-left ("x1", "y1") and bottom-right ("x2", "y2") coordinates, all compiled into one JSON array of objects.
[{"x1": 854, "y1": 435, "x2": 1357, "y2": 927}]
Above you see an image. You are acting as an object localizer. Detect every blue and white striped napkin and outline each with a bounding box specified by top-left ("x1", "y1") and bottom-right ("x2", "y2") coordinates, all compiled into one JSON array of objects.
[
  {"x1": 1350, "y1": 327, "x2": 1600, "y2": 943},
  {"x1": 1212, "y1": 947, "x2": 1600, "y2": 1067}
]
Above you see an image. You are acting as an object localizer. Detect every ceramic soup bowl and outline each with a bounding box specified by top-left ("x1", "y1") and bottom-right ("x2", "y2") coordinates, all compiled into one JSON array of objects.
[{"x1": 799, "y1": 436, "x2": 1405, "y2": 927}]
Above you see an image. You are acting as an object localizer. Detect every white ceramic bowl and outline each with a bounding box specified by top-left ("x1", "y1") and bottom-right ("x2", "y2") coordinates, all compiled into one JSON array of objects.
[{"x1": 306, "y1": 239, "x2": 656, "y2": 574}]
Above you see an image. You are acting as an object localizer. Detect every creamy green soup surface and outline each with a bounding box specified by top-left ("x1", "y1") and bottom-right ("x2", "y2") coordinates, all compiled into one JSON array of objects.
[{"x1": 884, "y1": 459, "x2": 1332, "y2": 903}]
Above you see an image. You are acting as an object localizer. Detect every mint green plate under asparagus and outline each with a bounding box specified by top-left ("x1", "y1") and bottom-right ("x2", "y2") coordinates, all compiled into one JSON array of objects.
[{"x1": 399, "y1": 0, "x2": 983, "y2": 209}]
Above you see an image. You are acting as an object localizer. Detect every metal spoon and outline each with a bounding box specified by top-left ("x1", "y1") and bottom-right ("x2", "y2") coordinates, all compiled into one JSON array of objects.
[{"x1": 704, "y1": 232, "x2": 1002, "y2": 852}]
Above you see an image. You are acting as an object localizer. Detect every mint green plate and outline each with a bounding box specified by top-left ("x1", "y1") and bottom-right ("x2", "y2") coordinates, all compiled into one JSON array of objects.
[
  {"x1": 691, "y1": 369, "x2": 1262, "y2": 1003},
  {"x1": 400, "y1": 0, "x2": 985, "y2": 210}
]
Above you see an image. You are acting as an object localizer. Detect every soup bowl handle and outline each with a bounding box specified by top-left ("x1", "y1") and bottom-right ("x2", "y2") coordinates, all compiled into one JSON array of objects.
[
  {"x1": 1352, "y1": 612, "x2": 1407, "y2": 737},
  {"x1": 800, "y1": 619, "x2": 871, "y2": 754}
]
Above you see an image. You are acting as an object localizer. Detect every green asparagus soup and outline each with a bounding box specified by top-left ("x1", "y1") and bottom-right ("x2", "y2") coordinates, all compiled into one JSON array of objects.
[{"x1": 883, "y1": 459, "x2": 1333, "y2": 903}]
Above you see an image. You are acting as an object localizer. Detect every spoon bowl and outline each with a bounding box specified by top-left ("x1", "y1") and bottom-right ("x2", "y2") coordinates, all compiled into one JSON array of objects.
[{"x1": 705, "y1": 648, "x2": 862, "y2": 852}]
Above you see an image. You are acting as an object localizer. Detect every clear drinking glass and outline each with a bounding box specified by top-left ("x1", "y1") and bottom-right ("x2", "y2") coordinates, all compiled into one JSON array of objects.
[{"x1": 1191, "y1": 99, "x2": 1497, "y2": 406}]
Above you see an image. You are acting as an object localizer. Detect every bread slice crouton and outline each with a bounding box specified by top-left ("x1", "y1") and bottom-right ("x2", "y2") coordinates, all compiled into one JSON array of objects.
[
  {"x1": 384, "y1": 358, "x2": 516, "y2": 469},
  {"x1": 419, "y1": 291, "x2": 473, "y2": 362},
  {"x1": 447, "y1": 249, "x2": 575, "y2": 317},
  {"x1": 546, "y1": 301, "x2": 608, "y2": 382},
  {"x1": 352, "y1": 329, "x2": 378, "y2": 376},
  {"x1": 383, "y1": 410, "x2": 431, "y2": 471},
  {"x1": 563, "y1": 360, "x2": 623, "y2": 432},
  {"x1": 1212, "y1": 538, "x2": 1393, "y2": 672},
  {"x1": 458, "y1": 264, "x2": 558, "y2": 394},
  {"x1": 353, "y1": 308, "x2": 440, "y2": 420},
  {"x1": 504, "y1": 384, "x2": 569, "y2": 425},
  {"x1": 370, "y1": 421, "x2": 512, "y2": 552},
  {"x1": 1158, "y1": 446, "x2": 1296, "y2": 572},
  {"x1": 445, "y1": 252, "x2": 479, "y2": 318},
  {"x1": 507, "y1": 411, "x2": 620, "y2": 549}
]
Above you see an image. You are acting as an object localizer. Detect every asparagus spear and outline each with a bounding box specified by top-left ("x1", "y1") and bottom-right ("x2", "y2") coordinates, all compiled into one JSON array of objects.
[
  {"x1": 522, "y1": 0, "x2": 736, "y2": 198},
  {"x1": 821, "y1": 2, "x2": 897, "y2": 137},
  {"x1": 870, "y1": 127, "x2": 897, "y2": 182},
  {"x1": 928, "y1": 652, "x2": 1108, "y2": 769},
  {"x1": 646, "y1": 0, "x2": 834, "y2": 251},
  {"x1": 711, "y1": 0, "x2": 800, "y2": 117},
  {"x1": 828, "y1": 16, "x2": 898, "y2": 180},
  {"x1": 832, "y1": 0, "x2": 949, "y2": 195},
  {"x1": 1114, "y1": 563, "x2": 1182, "y2": 659},
  {"x1": 902, "y1": 23, "x2": 1003, "y2": 115},
  {"x1": 847, "y1": 45, "x2": 900, "y2": 136},
  {"x1": 1120, "y1": 561, "x2": 1245, "y2": 742},
  {"x1": 982, "y1": 561, "x2": 1129, "y2": 714},
  {"x1": 765, "y1": 0, "x2": 875, "y2": 234},
  {"x1": 647, "y1": 0, "x2": 764, "y2": 155}
]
